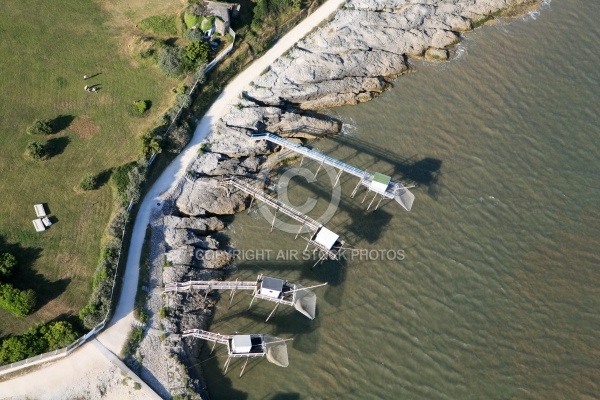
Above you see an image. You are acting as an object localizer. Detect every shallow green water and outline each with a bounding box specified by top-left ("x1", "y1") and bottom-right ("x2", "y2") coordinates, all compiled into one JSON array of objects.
[{"x1": 200, "y1": 1, "x2": 600, "y2": 398}]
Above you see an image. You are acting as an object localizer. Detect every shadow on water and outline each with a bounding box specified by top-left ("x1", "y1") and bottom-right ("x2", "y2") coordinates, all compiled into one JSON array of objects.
[
  {"x1": 196, "y1": 343, "x2": 249, "y2": 400},
  {"x1": 264, "y1": 393, "x2": 300, "y2": 400},
  {"x1": 328, "y1": 135, "x2": 443, "y2": 197},
  {"x1": 46, "y1": 136, "x2": 71, "y2": 158},
  {"x1": 51, "y1": 115, "x2": 75, "y2": 133}
]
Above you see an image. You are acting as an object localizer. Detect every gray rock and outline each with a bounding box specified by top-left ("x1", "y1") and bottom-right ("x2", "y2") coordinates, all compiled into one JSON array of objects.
[
  {"x1": 425, "y1": 47, "x2": 450, "y2": 61},
  {"x1": 163, "y1": 215, "x2": 225, "y2": 233},
  {"x1": 197, "y1": 249, "x2": 233, "y2": 269},
  {"x1": 165, "y1": 246, "x2": 196, "y2": 266},
  {"x1": 176, "y1": 177, "x2": 249, "y2": 216}
]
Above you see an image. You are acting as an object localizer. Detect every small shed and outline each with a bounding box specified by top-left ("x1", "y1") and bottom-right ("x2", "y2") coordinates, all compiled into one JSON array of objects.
[
  {"x1": 34, "y1": 204, "x2": 46, "y2": 217},
  {"x1": 231, "y1": 335, "x2": 252, "y2": 354},
  {"x1": 42, "y1": 217, "x2": 52, "y2": 227},
  {"x1": 370, "y1": 173, "x2": 391, "y2": 194},
  {"x1": 259, "y1": 277, "x2": 284, "y2": 299},
  {"x1": 313, "y1": 227, "x2": 339, "y2": 251},
  {"x1": 33, "y1": 219, "x2": 46, "y2": 232}
]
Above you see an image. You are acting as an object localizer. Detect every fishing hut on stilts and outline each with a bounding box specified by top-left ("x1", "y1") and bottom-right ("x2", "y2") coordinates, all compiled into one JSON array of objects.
[
  {"x1": 165, "y1": 275, "x2": 327, "y2": 321},
  {"x1": 182, "y1": 329, "x2": 290, "y2": 376},
  {"x1": 248, "y1": 132, "x2": 416, "y2": 211},
  {"x1": 221, "y1": 177, "x2": 346, "y2": 266}
]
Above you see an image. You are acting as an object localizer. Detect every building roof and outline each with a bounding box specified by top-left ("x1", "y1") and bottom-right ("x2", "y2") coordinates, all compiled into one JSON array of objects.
[
  {"x1": 313, "y1": 227, "x2": 339, "y2": 250},
  {"x1": 262, "y1": 277, "x2": 284, "y2": 292},
  {"x1": 370, "y1": 172, "x2": 391, "y2": 193},
  {"x1": 32, "y1": 218, "x2": 46, "y2": 232}
]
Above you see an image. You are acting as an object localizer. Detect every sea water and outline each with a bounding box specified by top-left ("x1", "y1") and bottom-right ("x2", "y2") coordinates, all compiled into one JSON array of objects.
[{"x1": 200, "y1": 1, "x2": 600, "y2": 398}]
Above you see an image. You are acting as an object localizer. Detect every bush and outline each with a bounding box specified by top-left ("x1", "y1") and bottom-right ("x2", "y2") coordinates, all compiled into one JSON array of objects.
[
  {"x1": 138, "y1": 15, "x2": 177, "y2": 36},
  {"x1": 200, "y1": 16, "x2": 215, "y2": 32},
  {"x1": 26, "y1": 141, "x2": 47, "y2": 160},
  {"x1": 0, "y1": 253, "x2": 17, "y2": 279},
  {"x1": 167, "y1": 120, "x2": 193, "y2": 153},
  {"x1": 39, "y1": 321, "x2": 79, "y2": 350},
  {"x1": 139, "y1": 310, "x2": 149, "y2": 324},
  {"x1": 185, "y1": 41, "x2": 209, "y2": 66},
  {"x1": 0, "y1": 321, "x2": 79, "y2": 365},
  {"x1": 26, "y1": 119, "x2": 52, "y2": 135},
  {"x1": 157, "y1": 47, "x2": 184, "y2": 77},
  {"x1": 129, "y1": 100, "x2": 150, "y2": 116},
  {"x1": 184, "y1": 28, "x2": 204, "y2": 43},
  {"x1": 159, "y1": 307, "x2": 170, "y2": 318},
  {"x1": 0, "y1": 283, "x2": 36, "y2": 317},
  {"x1": 140, "y1": 131, "x2": 162, "y2": 159},
  {"x1": 194, "y1": 66, "x2": 207, "y2": 85},
  {"x1": 79, "y1": 173, "x2": 97, "y2": 191},
  {"x1": 184, "y1": 12, "x2": 202, "y2": 29},
  {"x1": 122, "y1": 327, "x2": 144, "y2": 356},
  {"x1": 110, "y1": 162, "x2": 136, "y2": 199}
]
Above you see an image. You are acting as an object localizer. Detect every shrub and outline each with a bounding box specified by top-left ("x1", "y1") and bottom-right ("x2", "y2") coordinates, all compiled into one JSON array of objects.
[
  {"x1": 139, "y1": 310, "x2": 149, "y2": 324},
  {"x1": 184, "y1": 28, "x2": 204, "y2": 43},
  {"x1": 157, "y1": 47, "x2": 184, "y2": 77},
  {"x1": 26, "y1": 141, "x2": 47, "y2": 160},
  {"x1": 79, "y1": 173, "x2": 97, "y2": 191},
  {"x1": 175, "y1": 94, "x2": 193, "y2": 111},
  {"x1": 122, "y1": 327, "x2": 144, "y2": 357},
  {"x1": 138, "y1": 15, "x2": 177, "y2": 36},
  {"x1": 0, "y1": 321, "x2": 79, "y2": 364},
  {"x1": 159, "y1": 307, "x2": 170, "y2": 318},
  {"x1": 185, "y1": 41, "x2": 209, "y2": 66},
  {"x1": 194, "y1": 66, "x2": 207, "y2": 85},
  {"x1": 167, "y1": 120, "x2": 193, "y2": 153},
  {"x1": 200, "y1": 16, "x2": 215, "y2": 32},
  {"x1": 39, "y1": 321, "x2": 79, "y2": 350},
  {"x1": 184, "y1": 12, "x2": 202, "y2": 29},
  {"x1": 110, "y1": 162, "x2": 136, "y2": 199},
  {"x1": 0, "y1": 253, "x2": 17, "y2": 279},
  {"x1": 0, "y1": 283, "x2": 36, "y2": 317},
  {"x1": 140, "y1": 131, "x2": 162, "y2": 159},
  {"x1": 133, "y1": 382, "x2": 142, "y2": 390},
  {"x1": 26, "y1": 119, "x2": 52, "y2": 135},
  {"x1": 129, "y1": 100, "x2": 150, "y2": 116}
]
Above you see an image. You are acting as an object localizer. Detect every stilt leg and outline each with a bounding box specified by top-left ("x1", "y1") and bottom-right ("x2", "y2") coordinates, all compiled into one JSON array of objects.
[
  {"x1": 270, "y1": 209, "x2": 277, "y2": 232},
  {"x1": 299, "y1": 155, "x2": 304, "y2": 167},
  {"x1": 240, "y1": 358, "x2": 249, "y2": 377},
  {"x1": 334, "y1": 169, "x2": 343, "y2": 186},
  {"x1": 295, "y1": 223, "x2": 305, "y2": 239},
  {"x1": 314, "y1": 162, "x2": 323, "y2": 178},
  {"x1": 266, "y1": 302, "x2": 281, "y2": 322},
  {"x1": 362, "y1": 189, "x2": 370, "y2": 203},
  {"x1": 367, "y1": 192, "x2": 378, "y2": 210},
  {"x1": 211, "y1": 340, "x2": 218, "y2": 355},
  {"x1": 248, "y1": 294, "x2": 256, "y2": 310},
  {"x1": 351, "y1": 179, "x2": 362, "y2": 198},
  {"x1": 247, "y1": 195, "x2": 255, "y2": 214},
  {"x1": 375, "y1": 195, "x2": 384, "y2": 210},
  {"x1": 224, "y1": 357, "x2": 232, "y2": 374}
]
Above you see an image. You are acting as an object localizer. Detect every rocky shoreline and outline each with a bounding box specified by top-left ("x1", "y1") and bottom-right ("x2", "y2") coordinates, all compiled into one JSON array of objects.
[{"x1": 136, "y1": 0, "x2": 542, "y2": 398}]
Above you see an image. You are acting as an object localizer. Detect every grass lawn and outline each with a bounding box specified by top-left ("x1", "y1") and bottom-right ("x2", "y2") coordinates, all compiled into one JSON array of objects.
[{"x1": 0, "y1": 0, "x2": 181, "y2": 336}]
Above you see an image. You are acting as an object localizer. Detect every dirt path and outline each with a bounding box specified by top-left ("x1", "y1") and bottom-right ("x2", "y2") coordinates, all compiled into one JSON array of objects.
[{"x1": 0, "y1": 0, "x2": 345, "y2": 397}]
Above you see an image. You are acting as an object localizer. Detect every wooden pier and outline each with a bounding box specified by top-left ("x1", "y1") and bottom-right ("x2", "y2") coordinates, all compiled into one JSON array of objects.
[
  {"x1": 222, "y1": 177, "x2": 345, "y2": 261},
  {"x1": 249, "y1": 132, "x2": 415, "y2": 211}
]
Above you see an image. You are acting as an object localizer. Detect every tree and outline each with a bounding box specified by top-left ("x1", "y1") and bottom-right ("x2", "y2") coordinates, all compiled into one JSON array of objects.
[
  {"x1": 157, "y1": 47, "x2": 183, "y2": 77},
  {"x1": 40, "y1": 321, "x2": 78, "y2": 350},
  {"x1": 0, "y1": 253, "x2": 17, "y2": 279},
  {"x1": 26, "y1": 119, "x2": 52, "y2": 135},
  {"x1": 0, "y1": 284, "x2": 36, "y2": 317},
  {"x1": 140, "y1": 131, "x2": 162, "y2": 159},
  {"x1": 185, "y1": 41, "x2": 209, "y2": 66},
  {"x1": 79, "y1": 173, "x2": 97, "y2": 191},
  {"x1": 26, "y1": 141, "x2": 47, "y2": 160}
]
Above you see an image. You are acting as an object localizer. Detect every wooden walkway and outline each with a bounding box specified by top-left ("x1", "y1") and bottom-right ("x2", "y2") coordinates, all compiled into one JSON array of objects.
[
  {"x1": 249, "y1": 132, "x2": 415, "y2": 211},
  {"x1": 164, "y1": 280, "x2": 257, "y2": 293}
]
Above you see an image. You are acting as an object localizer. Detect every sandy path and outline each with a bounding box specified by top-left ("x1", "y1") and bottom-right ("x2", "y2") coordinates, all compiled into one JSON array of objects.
[{"x1": 0, "y1": 0, "x2": 345, "y2": 397}]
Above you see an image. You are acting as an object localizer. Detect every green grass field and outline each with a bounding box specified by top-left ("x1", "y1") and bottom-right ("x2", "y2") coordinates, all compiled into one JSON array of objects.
[{"x1": 0, "y1": 0, "x2": 179, "y2": 336}]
